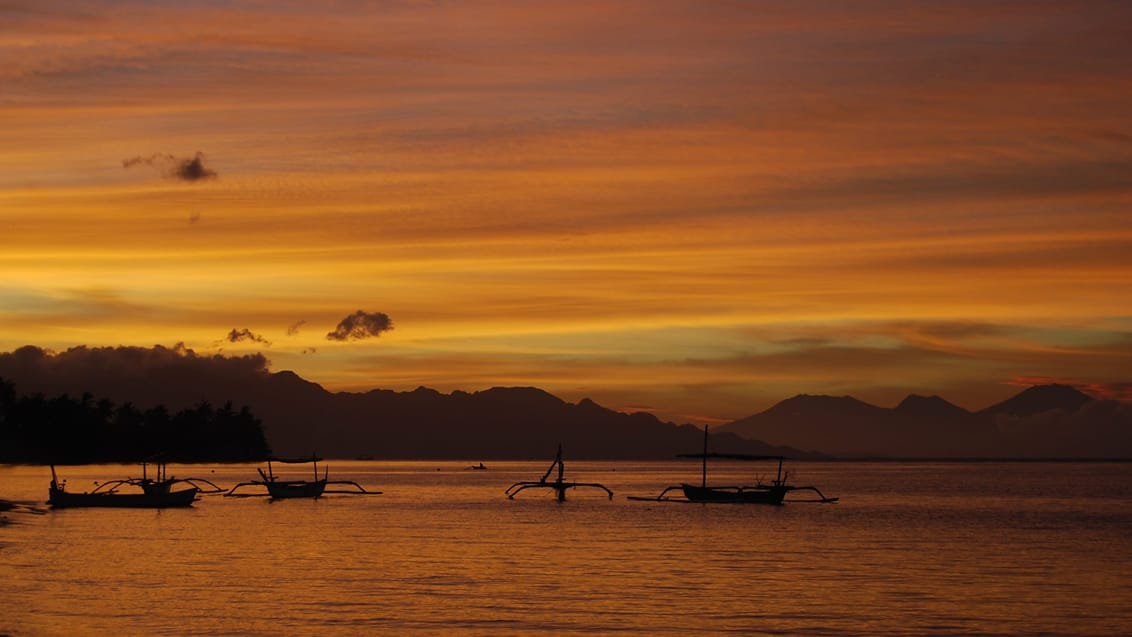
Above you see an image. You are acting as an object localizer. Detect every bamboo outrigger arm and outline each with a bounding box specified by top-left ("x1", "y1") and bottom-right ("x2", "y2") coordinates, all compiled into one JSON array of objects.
[
  {"x1": 505, "y1": 444, "x2": 613, "y2": 501},
  {"x1": 224, "y1": 481, "x2": 269, "y2": 497},
  {"x1": 322, "y1": 480, "x2": 382, "y2": 495},
  {"x1": 134, "y1": 458, "x2": 226, "y2": 493},
  {"x1": 626, "y1": 485, "x2": 685, "y2": 501},
  {"x1": 784, "y1": 485, "x2": 839, "y2": 503},
  {"x1": 505, "y1": 480, "x2": 614, "y2": 501},
  {"x1": 89, "y1": 479, "x2": 133, "y2": 494},
  {"x1": 175, "y1": 478, "x2": 225, "y2": 493},
  {"x1": 89, "y1": 476, "x2": 219, "y2": 494}
]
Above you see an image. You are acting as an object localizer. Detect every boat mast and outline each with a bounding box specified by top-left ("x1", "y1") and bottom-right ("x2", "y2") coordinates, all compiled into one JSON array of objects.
[
  {"x1": 702, "y1": 426, "x2": 708, "y2": 488},
  {"x1": 557, "y1": 444, "x2": 565, "y2": 485}
]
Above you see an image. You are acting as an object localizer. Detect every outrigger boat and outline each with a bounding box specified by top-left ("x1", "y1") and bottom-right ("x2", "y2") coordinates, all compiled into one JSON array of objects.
[
  {"x1": 628, "y1": 427, "x2": 838, "y2": 504},
  {"x1": 506, "y1": 444, "x2": 613, "y2": 501},
  {"x1": 224, "y1": 455, "x2": 380, "y2": 499},
  {"x1": 47, "y1": 461, "x2": 224, "y2": 509}
]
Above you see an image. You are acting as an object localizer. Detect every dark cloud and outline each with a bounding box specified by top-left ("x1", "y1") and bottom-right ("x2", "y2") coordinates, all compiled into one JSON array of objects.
[
  {"x1": 226, "y1": 328, "x2": 271, "y2": 346},
  {"x1": 327, "y1": 310, "x2": 394, "y2": 341},
  {"x1": 122, "y1": 152, "x2": 217, "y2": 181},
  {"x1": 286, "y1": 320, "x2": 307, "y2": 336},
  {"x1": 0, "y1": 344, "x2": 271, "y2": 410}
]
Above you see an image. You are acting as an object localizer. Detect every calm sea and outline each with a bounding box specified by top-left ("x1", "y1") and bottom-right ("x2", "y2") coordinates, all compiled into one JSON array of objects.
[{"x1": 2, "y1": 460, "x2": 1130, "y2": 636}]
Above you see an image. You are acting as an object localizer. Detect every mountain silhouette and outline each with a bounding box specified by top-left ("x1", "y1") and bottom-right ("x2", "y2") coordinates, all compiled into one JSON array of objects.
[
  {"x1": 0, "y1": 345, "x2": 804, "y2": 460},
  {"x1": 721, "y1": 384, "x2": 1131, "y2": 458},
  {"x1": 2, "y1": 345, "x2": 1128, "y2": 459},
  {"x1": 730, "y1": 395, "x2": 897, "y2": 456},
  {"x1": 230, "y1": 380, "x2": 809, "y2": 459},
  {"x1": 976, "y1": 384, "x2": 1093, "y2": 417},
  {"x1": 894, "y1": 394, "x2": 971, "y2": 422}
]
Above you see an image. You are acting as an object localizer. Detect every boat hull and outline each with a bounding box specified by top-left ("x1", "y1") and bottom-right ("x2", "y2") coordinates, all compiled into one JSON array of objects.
[
  {"x1": 680, "y1": 483, "x2": 787, "y2": 505},
  {"x1": 48, "y1": 486, "x2": 199, "y2": 509},
  {"x1": 265, "y1": 479, "x2": 327, "y2": 499}
]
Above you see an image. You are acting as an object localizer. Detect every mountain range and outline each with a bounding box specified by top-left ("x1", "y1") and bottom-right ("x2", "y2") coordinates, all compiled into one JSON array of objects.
[
  {"x1": 2, "y1": 345, "x2": 1129, "y2": 459},
  {"x1": 0, "y1": 346, "x2": 797, "y2": 460},
  {"x1": 719, "y1": 384, "x2": 1131, "y2": 457}
]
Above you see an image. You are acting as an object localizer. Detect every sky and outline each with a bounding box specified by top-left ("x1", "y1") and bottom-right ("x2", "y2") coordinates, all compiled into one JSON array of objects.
[{"x1": 3, "y1": 0, "x2": 1131, "y2": 425}]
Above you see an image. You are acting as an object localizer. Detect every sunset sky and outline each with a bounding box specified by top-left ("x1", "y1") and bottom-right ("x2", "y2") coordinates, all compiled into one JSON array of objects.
[{"x1": 3, "y1": 1, "x2": 1131, "y2": 424}]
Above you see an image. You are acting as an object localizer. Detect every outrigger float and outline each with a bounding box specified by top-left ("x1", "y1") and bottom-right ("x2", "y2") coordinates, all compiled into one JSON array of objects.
[
  {"x1": 506, "y1": 444, "x2": 613, "y2": 501},
  {"x1": 628, "y1": 427, "x2": 838, "y2": 505},
  {"x1": 48, "y1": 461, "x2": 225, "y2": 509},
  {"x1": 224, "y1": 455, "x2": 381, "y2": 499}
]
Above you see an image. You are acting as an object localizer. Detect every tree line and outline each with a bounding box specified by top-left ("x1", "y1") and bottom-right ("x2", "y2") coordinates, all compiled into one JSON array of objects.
[{"x1": 0, "y1": 377, "x2": 271, "y2": 463}]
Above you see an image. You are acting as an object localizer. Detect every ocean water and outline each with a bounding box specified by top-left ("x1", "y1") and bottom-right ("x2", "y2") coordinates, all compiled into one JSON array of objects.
[{"x1": 2, "y1": 460, "x2": 1130, "y2": 636}]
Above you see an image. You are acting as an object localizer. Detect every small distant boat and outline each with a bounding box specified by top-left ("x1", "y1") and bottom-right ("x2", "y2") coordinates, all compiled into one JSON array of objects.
[
  {"x1": 468, "y1": 462, "x2": 487, "y2": 470},
  {"x1": 225, "y1": 455, "x2": 381, "y2": 499},
  {"x1": 628, "y1": 427, "x2": 838, "y2": 504},
  {"x1": 47, "y1": 462, "x2": 224, "y2": 509},
  {"x1": 506, "y1": 444, "x2": 613, "y2": 501}
]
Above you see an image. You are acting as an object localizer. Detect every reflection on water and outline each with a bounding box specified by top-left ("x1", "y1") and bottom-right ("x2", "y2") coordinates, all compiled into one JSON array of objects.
[{"x1": 2, "y1": 461, "x2": 1131, "y2": 636}]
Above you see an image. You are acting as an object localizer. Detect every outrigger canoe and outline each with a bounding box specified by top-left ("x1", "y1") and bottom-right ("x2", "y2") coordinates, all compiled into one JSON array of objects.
[
  {"x1": 47, "y1": 462, "x2": 223, "y2": 509},
  {"x1": 505, "y1": 444, "x2": 613, "y2": 501},
  {"x1": 628, "y1": 426, "x2": 838, "y2": 504},
  {"x1": 225, "y1": 455, "x2": 380, "y2": 499}
]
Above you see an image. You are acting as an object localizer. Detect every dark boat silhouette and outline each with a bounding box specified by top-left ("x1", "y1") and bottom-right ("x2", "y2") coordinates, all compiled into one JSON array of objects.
[
  {"x1": 629, "y1": 426, "x2": 838, "y2": 504},
  {"x1": 225, "y1": 455, "x2": 381, "y2": 499},
  {"x1": 47, "y1": 461, "x2": 224, "y2": 509},
  {"x1": 505, "y1": 444, "x2": 613, "y2": 501}
]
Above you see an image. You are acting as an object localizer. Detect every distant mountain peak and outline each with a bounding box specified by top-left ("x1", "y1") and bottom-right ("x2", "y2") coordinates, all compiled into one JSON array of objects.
[
  {"x1": 895, "y1": 394, "x2": 970, "y2": 418},
  {"x1": 272, "y1": 369, "x2": 325, "y2": 390},
  {"x1": 474, "y1": 385, "x2": 566, "y2": 409},
  {"x1": 980, "y1": 383, "x2": 1093, "y2": 417},
  {"x1": 770, "y1": 393, "x2": 885, "y2": 416}
]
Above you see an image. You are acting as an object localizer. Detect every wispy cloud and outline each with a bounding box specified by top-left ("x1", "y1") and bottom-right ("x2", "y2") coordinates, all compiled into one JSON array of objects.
[{"x1": 226, "y1": 328, "x2": 270, "y2": 346}]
